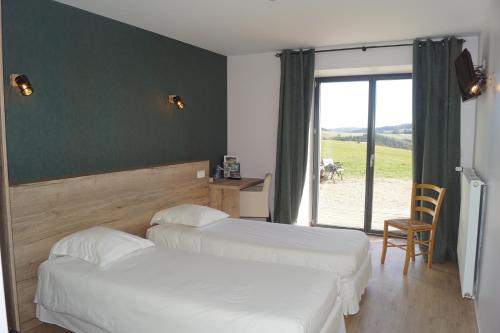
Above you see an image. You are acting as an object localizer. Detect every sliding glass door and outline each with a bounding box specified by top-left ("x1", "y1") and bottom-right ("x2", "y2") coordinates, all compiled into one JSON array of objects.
[
  {"x1": 315, "y1": 80, "x2": 370, "y2": 230},
  {"x1": 313, "y1": 74, "x2": 412, "y2": 233}
]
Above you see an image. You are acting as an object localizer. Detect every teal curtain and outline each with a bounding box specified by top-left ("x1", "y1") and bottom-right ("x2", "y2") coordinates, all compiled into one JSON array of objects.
[
  {"x1": 274, "y1": 49, "x2": 315, "y2": 224},
  {"x1": 412, "y1": 38, "x2": 463, "y2": 262}
]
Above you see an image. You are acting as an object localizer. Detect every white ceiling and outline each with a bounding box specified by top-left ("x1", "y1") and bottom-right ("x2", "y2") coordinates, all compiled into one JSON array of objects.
[{"x1": 55, "y1": 0, "x2": 489, "y2": 56}]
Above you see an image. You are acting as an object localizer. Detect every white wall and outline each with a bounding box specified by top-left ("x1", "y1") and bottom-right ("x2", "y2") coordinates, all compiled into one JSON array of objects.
[
  {"x1": 315, "y1": 41, "x2": 413, "y2": 77},
  {"x1": 227, "y1": 53, "x2": 281, "y2": 216},
  {"x1": 473, "y1": 0, "x2": 500, "y2": 331},
  {"x1": 461, "y1": 38, "x2": 480, "y2": 169},
  {"x1": 227, "y1": 37, "x2": 478, "y2": 224}
]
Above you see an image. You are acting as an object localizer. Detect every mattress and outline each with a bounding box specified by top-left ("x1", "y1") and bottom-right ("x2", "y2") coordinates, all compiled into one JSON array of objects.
[
  {"x1": 35, "y1": 246, "x2": 345, "y2": 333},
  {"x1": 147, "y1": 218, "x2": 372, "y2": 314}
]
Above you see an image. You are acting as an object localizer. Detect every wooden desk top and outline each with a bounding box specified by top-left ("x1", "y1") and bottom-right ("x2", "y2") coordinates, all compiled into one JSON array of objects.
[{"x1": 209, "y1": 178, "x2": 263, "y2": 190}]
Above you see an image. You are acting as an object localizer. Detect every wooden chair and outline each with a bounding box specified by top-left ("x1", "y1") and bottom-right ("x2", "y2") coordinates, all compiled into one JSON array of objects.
[
  {"x1": 240, "y1": 173, "x2": 272, "y2": 221},
  {"x1": 380, "y1": 183, "x2": 446, "y2": 275},
  {"x1": 320, "y1": 158, "x2": 344, "y2": 182}
]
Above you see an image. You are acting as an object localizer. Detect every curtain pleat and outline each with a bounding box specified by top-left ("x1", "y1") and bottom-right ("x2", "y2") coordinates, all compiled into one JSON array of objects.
[
  {"x1": 273, "y1": 49, "x2": 315, "y2": 224},
  {"x1": 412, "y1": 38, "x2": 463, "y2": 262}
]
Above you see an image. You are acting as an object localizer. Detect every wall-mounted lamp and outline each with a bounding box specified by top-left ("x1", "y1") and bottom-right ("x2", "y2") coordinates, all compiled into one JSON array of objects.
[
  {"x1": 10, "y1": 74, "x2": 34, "y2": 96},
  {"x1": 467, "y1": 66, "x2": 487, "y2": 98},
  {"x1": 168, "y1": 95, "x2": 185, "y2": 111},
  {"x1": 456, "y1": 49, "x2": 489, "y2": 101}
]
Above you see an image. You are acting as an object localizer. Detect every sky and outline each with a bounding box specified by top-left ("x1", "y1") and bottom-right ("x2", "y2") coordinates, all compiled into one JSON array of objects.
[{"x1": 319, "y1": 79, "x2": 412, "y2": 129}]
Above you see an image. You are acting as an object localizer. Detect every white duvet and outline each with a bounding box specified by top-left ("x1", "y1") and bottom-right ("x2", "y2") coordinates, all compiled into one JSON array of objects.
[
  {"x1": 147, "y1": 218, "x2": 372, "y2": 314},
  {"x1": 36, "y1": 246, "x2": 344, "y2": 333},
  {"x1": 148, "y1": 219, "x2": 369, "y2": 277}
]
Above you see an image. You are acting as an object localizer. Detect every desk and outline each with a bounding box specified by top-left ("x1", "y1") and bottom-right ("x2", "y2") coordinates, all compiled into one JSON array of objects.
[{"x1": 209, "y1": 178, "x2": 263, "y2": 217}]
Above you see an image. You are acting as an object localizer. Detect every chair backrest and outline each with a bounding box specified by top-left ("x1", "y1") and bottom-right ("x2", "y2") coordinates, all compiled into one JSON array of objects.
[
  {"x1": 411, "y1": 183, "x2": 447, "y2": 230},
  {"x1": 322, "y1": 158, "x2": 334, "y2": 166},
  {"x1": 263, "y1": 173, "x2": 272, "y2": 194},
  {"x1": 261, "y1": 173, "x2": 272, "y2": 214}
]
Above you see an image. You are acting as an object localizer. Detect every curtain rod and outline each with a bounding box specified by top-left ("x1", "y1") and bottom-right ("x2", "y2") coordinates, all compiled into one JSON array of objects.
[
  {"x1": 274, "y1": 38, "x2": 466, "y2": 57},
  {"x1": 275, "y1": 43, "x2": 412, "y2": 57}
]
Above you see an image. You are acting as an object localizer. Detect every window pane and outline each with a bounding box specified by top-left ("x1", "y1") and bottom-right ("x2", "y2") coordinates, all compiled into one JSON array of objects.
[
  {"x1": 318, "y1": 81, "x2": 369, "y2": 229},
  {"x1": 372, "y1": 79, "x2": 413, "y2": 231}
]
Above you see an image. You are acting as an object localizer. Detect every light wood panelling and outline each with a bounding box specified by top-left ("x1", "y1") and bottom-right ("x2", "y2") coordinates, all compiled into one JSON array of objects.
[
  {"x1": 209, "y1": 178, "x2": 263, "y2": 189},
  {"x1": 208, "y1": 178, "x2": 263, "y2": 217},
  {"x1": 221, "y1": 188, "x2": 240, "y2": 217},
  {"x1": 208, "y1": 186, "x2": 223, "y2": 210},
  {"x1": 17, "y1": 279, "x2": 37, "y2": 330},
  {"x1": 9, "y1": 160, "x2": 209, "y2": 331}
]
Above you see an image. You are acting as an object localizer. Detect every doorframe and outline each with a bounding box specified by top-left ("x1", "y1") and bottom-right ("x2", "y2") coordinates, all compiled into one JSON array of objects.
[{"x1": 312, "y1": 73, "x2": 412, "y2": 234}]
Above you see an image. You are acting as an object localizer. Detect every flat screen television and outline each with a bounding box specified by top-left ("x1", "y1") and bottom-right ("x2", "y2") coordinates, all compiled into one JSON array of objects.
[{"x1": 455, "y1": 48, "x2": 479, "y2": 101}]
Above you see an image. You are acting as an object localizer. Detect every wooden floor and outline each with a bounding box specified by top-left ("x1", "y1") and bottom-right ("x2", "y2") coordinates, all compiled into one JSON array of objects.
[{"x1": 347, "y1": 237, "x2": 477, "y2": 333}]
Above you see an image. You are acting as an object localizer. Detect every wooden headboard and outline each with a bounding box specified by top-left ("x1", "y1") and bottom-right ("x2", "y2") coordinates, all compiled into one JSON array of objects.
[{"x1": 8, "y1": 160, "x2": 209, "y2": 332}]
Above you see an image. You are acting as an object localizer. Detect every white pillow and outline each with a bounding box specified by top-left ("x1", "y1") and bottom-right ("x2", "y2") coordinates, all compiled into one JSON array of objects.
[
  {"x1": 150, "y1": 204, "x2": 229, "y2": 227},
  {"x1": 49, "y1": 227, "x2": 154, "y2": 267}
]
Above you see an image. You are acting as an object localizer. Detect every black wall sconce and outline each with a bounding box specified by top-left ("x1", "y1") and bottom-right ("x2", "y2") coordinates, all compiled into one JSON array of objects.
[
  {"x1": 456, "y1": 49, "x2": 489, "y2": 101},
  {"x1": 168, "y1": 95, "x2": 185, "y2": 111},
  {"x1": 10, "y1": 74, "x2": 34, "y2": 96},
  {"x1": 468, "y1": 67, "x2": 487, "y2": 97}
]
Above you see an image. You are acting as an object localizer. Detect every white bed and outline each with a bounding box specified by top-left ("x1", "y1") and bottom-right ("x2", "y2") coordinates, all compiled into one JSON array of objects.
[
  {"x1": 36, "y1": 246, "x2": 346, "y2": 333},
  {"x1": 147, "y1": 218, "x2": 372, "y2": 315}
]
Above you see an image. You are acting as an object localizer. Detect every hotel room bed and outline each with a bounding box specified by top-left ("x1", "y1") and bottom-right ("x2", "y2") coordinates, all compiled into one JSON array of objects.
[
  {"x1": 36, "y1": 244, "x2": 346, "y2": 333},
  {"x1": 147, "y1": 217, "x2": 372, "y2": 315}
]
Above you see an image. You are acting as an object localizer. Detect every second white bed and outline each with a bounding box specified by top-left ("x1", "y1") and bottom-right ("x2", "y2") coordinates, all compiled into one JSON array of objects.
[{"x1": 147, "y1": 218, "x2": 372, "y2": 315}]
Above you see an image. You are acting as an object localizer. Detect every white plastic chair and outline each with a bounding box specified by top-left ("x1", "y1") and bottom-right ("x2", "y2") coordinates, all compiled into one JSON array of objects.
[{"x1": 240, "y1": 173, "x2": 272, "y2": 221}]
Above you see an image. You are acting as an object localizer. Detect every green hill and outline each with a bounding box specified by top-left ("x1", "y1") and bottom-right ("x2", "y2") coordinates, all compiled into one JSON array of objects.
[{"x1": 321, "y1": 140, "x2": 412, "y2": 179}]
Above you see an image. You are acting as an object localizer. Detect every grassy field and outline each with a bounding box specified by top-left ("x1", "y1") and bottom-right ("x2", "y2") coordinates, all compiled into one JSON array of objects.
[
  {"x1": 322, "y1": 130, "x2": 412, "y2": 140},
  {"x1": 321, "y1": 140, "x2": 412, "y2": 179},
  {"x1": 381, "y1": 133, "x2": 412, "y2": 141}
]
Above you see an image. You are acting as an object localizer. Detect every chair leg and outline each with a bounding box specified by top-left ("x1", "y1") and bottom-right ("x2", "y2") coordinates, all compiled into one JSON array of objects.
[
  {"x1": 428, "y1": 231, "x2": 434, "y2": 269},
  {"x1": 381, "y1": 221, "x2": 388, "y2": 264},
  {"x1": 411, "y1": 233, "x2": 416, "y2": 262},
  {"x1": 403, "y1": 230, "x2": 414, "y2": 275}
]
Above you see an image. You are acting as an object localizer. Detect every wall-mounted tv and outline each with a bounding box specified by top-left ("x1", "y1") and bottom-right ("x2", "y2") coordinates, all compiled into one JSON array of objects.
[{"x1": 455, "y1": 48, "x2": 480, "y2": 101}]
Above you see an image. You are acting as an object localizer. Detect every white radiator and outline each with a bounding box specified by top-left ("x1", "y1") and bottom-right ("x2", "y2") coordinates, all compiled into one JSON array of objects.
[{"x1": 457, "y1": 168, "x2": 486, "y2": 299}]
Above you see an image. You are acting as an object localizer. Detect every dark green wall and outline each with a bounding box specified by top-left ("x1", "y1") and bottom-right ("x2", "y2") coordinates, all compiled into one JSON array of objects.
[{"x1": 2, "y1": 0, "x2": 227, "y2": 184}]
